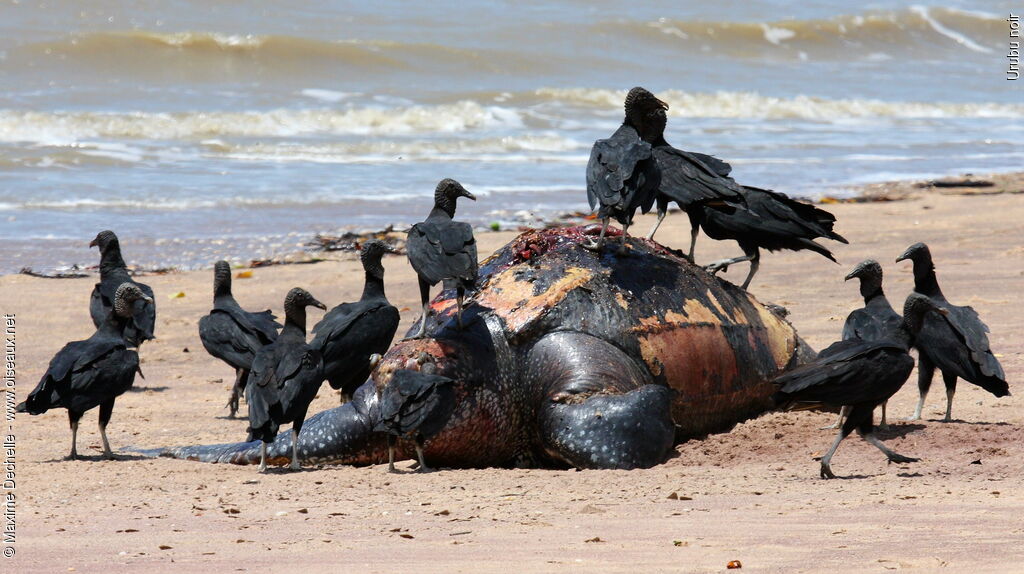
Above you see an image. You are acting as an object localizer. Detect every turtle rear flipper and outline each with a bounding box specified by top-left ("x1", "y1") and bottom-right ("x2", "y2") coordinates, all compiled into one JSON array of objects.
[
  {"x1": 141, "y1": 383, "x2": 388, "y2": 466},
  {"x1": 527, "y1": 332, "x2": 675, "y2": 469}
]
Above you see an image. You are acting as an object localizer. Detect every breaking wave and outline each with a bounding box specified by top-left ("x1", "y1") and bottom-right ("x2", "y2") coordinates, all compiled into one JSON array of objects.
[
  {"x1": 2, "y1": 90, "x2": 1019, "y2": 146},
  {"x1": 626, "y1": 6, "x2": 1001, "y2": 58}
]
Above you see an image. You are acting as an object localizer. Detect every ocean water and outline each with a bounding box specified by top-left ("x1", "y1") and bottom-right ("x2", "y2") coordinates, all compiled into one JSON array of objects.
[{"x1": 0, "y1": 1, "x2": 1021, "y2": 273}]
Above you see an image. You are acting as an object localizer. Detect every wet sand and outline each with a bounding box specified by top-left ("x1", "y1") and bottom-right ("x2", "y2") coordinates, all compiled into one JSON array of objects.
[{"x1": 4, "y1": 176, "x2": 1023, "y2": 573}]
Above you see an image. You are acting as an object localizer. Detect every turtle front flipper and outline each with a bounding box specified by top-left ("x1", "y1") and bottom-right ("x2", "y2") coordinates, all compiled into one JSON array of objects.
[
  {"x1": 135, "y1": 382, "x2": 391, "y2": 466},
  {"x1": 527, "y1": 332, "x2": 675, "y2": 469}
]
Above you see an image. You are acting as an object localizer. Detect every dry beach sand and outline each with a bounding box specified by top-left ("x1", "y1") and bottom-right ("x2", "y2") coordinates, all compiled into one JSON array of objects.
[{"x1": 4, "y1": 175, "x2": 1024, "y2": 573}]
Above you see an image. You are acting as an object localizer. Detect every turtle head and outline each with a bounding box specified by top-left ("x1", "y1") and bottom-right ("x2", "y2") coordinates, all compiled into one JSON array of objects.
[{"x1": 371, "y1": 338, "x2": 462, "y2": 393}]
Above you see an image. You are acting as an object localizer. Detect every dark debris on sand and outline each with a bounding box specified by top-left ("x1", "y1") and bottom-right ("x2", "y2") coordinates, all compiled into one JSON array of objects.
[
  {"x1": 20, "y1": 264, "x2": 177, "y2": 279},
  {"x1": 306, "y1": 226, "x2": 407, "y2": 254}
]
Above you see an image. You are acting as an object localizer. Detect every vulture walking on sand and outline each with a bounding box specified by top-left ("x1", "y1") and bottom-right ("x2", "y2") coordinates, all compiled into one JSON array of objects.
[
  {"x1": 17, "y1": 283, "x2": 152, "y2": 460},
  {"x1": 584, "y1": 86, "x2": 663, "y2": 253},
  {"x1": 896, "y1": 242, "x2": 1009, "y2": 421},
  {"x1": 824, "y1": 259, "x2": 903, "y2": 430},
  {"x1": 198, "y1": 261, "x2": 281, "y2": 417},
  {"x1": 407, "y1": 178, "x2": 478, "y2": 338},
  {"x1": 311, "y1": 240, "x2": 400, "y2": 402},
  {"x1": 773, "y1": 293, "x2": 947, "y2": 479},
  {"x1": 89, "y1": 230, "x2": 156, "y2": 347},
  {"x1": 245, "y1": 288, "x2": 326, "y2": 471}
]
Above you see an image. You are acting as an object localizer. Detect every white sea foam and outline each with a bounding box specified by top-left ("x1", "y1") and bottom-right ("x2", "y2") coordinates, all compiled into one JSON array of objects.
[
  {"x1": 533, "y1": 88, "x2": 1024, "y2": 120},
  {"x1": 761, "y1": 24, "x2": 796, "y2": 45},
  {"x1": 300, "y1": 89, "x2": 358, "y2": 103},
  {"x1": 910, "y1": 5, "x2": 993, "y2": 54},
  {"x1": 207, "y1": 135, "x2": 584, "y2": 164},
  {"x1": 0, "y1": 101, "x2": 527, "y2": 143}
]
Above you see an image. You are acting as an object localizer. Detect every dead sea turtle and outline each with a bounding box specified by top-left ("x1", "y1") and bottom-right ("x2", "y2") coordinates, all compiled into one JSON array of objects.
[{"x1": 149, "y1": 226, "x2": 812, "y2": 469}]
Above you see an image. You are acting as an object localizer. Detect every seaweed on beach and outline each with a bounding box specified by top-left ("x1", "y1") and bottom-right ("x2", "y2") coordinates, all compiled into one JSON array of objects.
[
  {"x1": 19, "y1": 267, "x2": 91, "y2": 279},
  {"x1": 306, "y1": 226, "x2": 406, "y2": 254},
  {"x1": 249, "y1": 257, "x2": 327, "y2": 268},
  {"x1": 20, "y1": 264, "x2": 178, "y2": 278}
]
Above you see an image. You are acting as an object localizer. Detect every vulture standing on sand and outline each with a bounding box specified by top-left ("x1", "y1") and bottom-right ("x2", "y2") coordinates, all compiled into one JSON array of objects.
[
  {"x1": 245, "y1": 288, "x2": 326, "y2": 471},
  {"x1": 773, "y1": 293, "x2": 946, "y2": 479},
  {"x1": 584, "y1": 86, "x2": 663, "y2": 253},
  {"x1": 699, "y1": 186, "x2": 848, "y2": 290},
  {"x1": 823, "y1": 259, "x2": 903, "y2": 429},
  {"x1": 896, "y1": 242, "x2": 1010, "y2": 421},
  {"x1": 198, "y1": 261, "x2": 282, "y2": 418},
  {"x1": 371, "y1": 354, "x2": 456, "y2": 473},
  {"x1": 407, "y1": 178, "x2": 477, "y2": 338},
  {"x1": 311, "y1": 239, "x2": 400, "y2": 402},
  {"x1": 17, "y1": 283, "x2": 152, "y2": 460},
  {"x1": 89, "y1": 230, "x2": 156, "y2": 347}
]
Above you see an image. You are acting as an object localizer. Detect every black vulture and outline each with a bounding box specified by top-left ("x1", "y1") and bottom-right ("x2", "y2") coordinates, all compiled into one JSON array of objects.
[
  {"x1": 773, "y1": 293, "x2": 946, "y2": 478},
  {"x1": 842, "y1": 260, "x2": 902, "y2": 342},
  {"x1": 88, "y1": 230, "x2": 156, "y2": 347},
  {"x1": 584, "y1": 86, "x2": 663, "y2": 253},
  {"x1": 824, "y1": 259, "x2": 903, "y2": 429},
  {"x1": 371, "y1": 354, "x2": 456, "y2": 473},
  {"x1": 896, "y1": 242, "x2": 1010, "y2": 421},
  {"x1": 198, "y1": 261, "x2": 281, "y2": 417},
  {"x1": 245, "y1": 288, "x2": 326, "y2": 471},
  {"x1": 636, "y1": 98, "x2": 744, "y2": 259},
  {"x1": 17, "y1": 283, "x2": 152, "y2": 459},
  {"x1": 310, "y1": 239, "x2": 400, "y2": 402},
  {"x1": 407, "y1": 178, "x2": 477, "y2": 338},
  {"x1": 700, "y1": 186, "x2": 848, "y2": 290}
]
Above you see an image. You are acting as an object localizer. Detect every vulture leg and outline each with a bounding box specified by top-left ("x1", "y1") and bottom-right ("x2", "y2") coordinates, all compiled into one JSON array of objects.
[
  {"x1": 289, "y1": 428, "x2": 301, "y2": 470},
  {"x1": 861, "y1": 432, "x2": 918, "y2": 464},
  {"x1": 414, "y1": 434, "x2": 432, "y2": 473},
  {"x1": 909, "y1": 356, "x2": 936, "y2": 421},
  {"x1": 387, "y1": 434, "x2": 397, "y2": 473},
  {"x1": 687, "y1": 221, "x2": 700, "y2": 263},
  {"x1": 66, "y1": 411, "x2": 83, "y2": 460},
  {"x1": 98, "y1": 398, "x2": 115, "y2": 460},
  {"x1": 583, "y1": 217, "x2": 609, "y2": 251},
  {"x1": 413, "y1": 278, "x2": 431, "y2": 339},
  {"x1": 258, "y1": 442, "x2": 268, "y2": 473},
  {"x1": 818, "y1": 429, "x2": 846, "y2": 479},
  {"x1": 456, "y1": 286, "x2": 466, "y2": 330},
  {"x1": 820, "y1": 405, "x2": 849, "y2": 430},
  {"x1": 226, "y1": 368, "x2": 246, "y2": 418},
  {"x1": 941, "y1": 371, "x2": 958, "y2": 422},
  {"x1": 739, "y1": 251, "x2": 761, "y2": 290},
  {"x1": 646, "y1": 208, "x2": 667, "y2": 241},
  {"x1": 617, "y1": 223, "x2": 630, "y2": 255}
]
